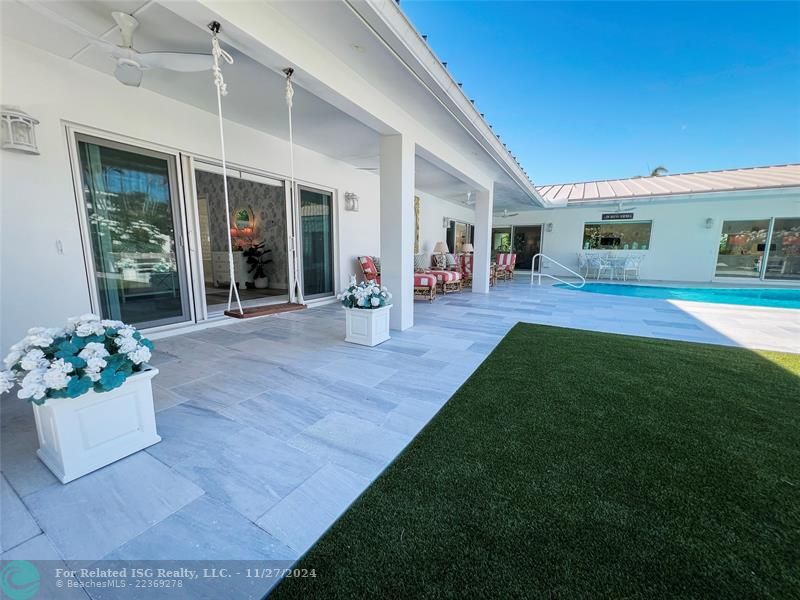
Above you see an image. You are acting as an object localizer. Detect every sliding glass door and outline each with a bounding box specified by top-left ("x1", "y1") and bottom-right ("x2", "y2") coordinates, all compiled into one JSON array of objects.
[
  {"x1": 513, "y1": 225, "x2": 542, "y2": 270},
  {"x1": 764, "y1": 218, "x2": 800, "y2": 280},
  {"x1": 299, "y1": 187, "x2": 334, "y2": 298},
  {"x1": 716, "y1": 217, "x2": 800, "y2": 281},
  {"x1": 75, "y1": 135, "x2": 191, "y2": 328}
]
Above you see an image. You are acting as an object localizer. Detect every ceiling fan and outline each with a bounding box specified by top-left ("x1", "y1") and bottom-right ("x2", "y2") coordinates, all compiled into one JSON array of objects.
[
  {"x1": 88, "y1": 12, "x2": 214, "y2": 87},
  {"x1": 614, "y1": 201, "x2": 638, "y2": 212},
  {"x1": 499, "y1": 209, "x2": 519, "y2": 218}
]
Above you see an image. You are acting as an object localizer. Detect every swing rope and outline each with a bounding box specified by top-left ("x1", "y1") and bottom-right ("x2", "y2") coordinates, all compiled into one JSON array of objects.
[
  {"x1": 284, "y1": 68, "x2": 304, "y2": 306},
  {"x1": 209, "y1": 23, "x2": 243, "y2": 315}
]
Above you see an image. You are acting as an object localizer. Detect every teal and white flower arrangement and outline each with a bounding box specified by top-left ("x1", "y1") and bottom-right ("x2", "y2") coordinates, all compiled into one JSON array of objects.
[
  {"x1": 340, "y1": 277, "x2": 392, "y2": 347},
  {"x1": 0, "y1": 314, "x2": 154, "y2": 404},
  {"x1": 338, "y1": 277, "x2": 392, "y2": 310}
]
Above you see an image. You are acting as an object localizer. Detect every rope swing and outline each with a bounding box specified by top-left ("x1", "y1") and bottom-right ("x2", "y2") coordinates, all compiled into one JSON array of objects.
[
  {"x1": 208, "y1": 23, "x2": 304, "y2": 315},
  {"x1": 284, "y1": 68, "x2": 305, "y2": 306},
  {"x1": 208, "y1": 22, "x2": 242, "y2": 315}
]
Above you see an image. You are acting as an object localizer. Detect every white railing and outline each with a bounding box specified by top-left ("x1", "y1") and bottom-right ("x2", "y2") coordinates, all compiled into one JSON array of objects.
[{"x1": 530, "y1": 253, "x2": 585, "y2": 289}]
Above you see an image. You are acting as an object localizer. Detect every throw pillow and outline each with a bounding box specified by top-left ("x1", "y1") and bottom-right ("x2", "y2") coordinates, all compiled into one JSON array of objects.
[
  {"x1": 432, "y1": 254, "x2": 447, "y2": 270},
  {"x1": 413, "y1": 253, "x2": 427, "y2": 271}
]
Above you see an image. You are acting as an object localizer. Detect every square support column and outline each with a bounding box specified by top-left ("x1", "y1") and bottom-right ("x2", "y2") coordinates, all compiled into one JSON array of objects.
[
  {"x1": 380, "y1": 134, "x2": 415, "y2": 330},
  {"x1": 472, "y1": 186, "x2": 494, "y2": 294}
]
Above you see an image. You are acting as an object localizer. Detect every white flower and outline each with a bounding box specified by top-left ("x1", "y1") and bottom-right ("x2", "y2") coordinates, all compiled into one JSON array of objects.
[
  {"x1": 20, "y1": 349, "x2": 47, "y2": 371},
  {"x1": 18, "y1": 368, "x2": 47, "y2": 401},
  {"x1": 370, "y1": 297, "x2": 380, "y2": 307},
  {"x1": 75, "y1": 320, "x2": 106, "y2": 337},
  {"x1": 117, "y1": 326, "x2": 136, "y2": 338},
  {"x1": 78, "y1": 342, "x2": 109, "y2": 360},
  {"x1": 115, "y1": 336, "x2": 138, "y2": 354},
  {"x1": 25, "y1": 328, "x2": 55, "y2": 348},
  {"x1": 101, "y1": 319, "x2": 125, "y2": 329},
  {"x1": 127, "y1": 345, "x2": 151, "y2": 365},
  {"x1": 85, "y1": 356, "x2": 107, "y2": 371},
  {"x1": 10, "y1": 338, "x2": 30, "y2": 352},
  {"x1": 3, "y1": 349, "x2": 24, "y2": 370},
  {"x1": 78, "y1": 313, "x2": 101, "y2": 322},
  {"x1": 0, "y1": 371, "x2": 17, "y2": 394},
  {"x1": 42, "y1": 359, "x2": 73, "y2": 391},
  {"x1": 356, "y1": 297, "x2": 367, "y2": 307}
]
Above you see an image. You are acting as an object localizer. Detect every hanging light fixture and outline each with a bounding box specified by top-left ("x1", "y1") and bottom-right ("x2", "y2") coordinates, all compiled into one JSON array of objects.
[{"x1": 1, "y1": 106, "x2": 40, "y2": 154}]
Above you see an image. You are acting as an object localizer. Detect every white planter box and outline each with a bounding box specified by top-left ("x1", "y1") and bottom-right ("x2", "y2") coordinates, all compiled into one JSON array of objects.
[
  {"x1": 32, "y1": 367, "x2": 161, "y2": 484},
  {"x1": 344, "y1": 305, "x2": 391, "y2": 347}
]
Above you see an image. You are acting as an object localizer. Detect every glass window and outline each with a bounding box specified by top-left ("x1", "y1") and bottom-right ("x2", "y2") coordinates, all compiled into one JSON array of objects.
[
  {"x1": 715, "y1": 220, "x2": 770, "y2": 278},
  {"x1": 582, "y1": 222, "x2": 652, "y2": 250},
  {"x1": 764, "y1": 218, "x2": 800, "y2": 281}
]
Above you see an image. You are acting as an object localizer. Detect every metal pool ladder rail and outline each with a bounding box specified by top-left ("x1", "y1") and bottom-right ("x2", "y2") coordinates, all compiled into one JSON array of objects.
[{"x1": 530, "y1": 253, "x2": 586, "y2": 289}]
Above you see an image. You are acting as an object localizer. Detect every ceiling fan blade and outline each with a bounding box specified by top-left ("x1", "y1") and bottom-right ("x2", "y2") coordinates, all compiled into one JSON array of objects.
[
  {"x1": 87, "y1": 38, "x2": 123, "y2": 55},
  {"x1": 138, "y1": 52, "x2": 213, "y2": 72},
  {"x1": 114, "y1": 61, "x2": 143, "y2": 87}
]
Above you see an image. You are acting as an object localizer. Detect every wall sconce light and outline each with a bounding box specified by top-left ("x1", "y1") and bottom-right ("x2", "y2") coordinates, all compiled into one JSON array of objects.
[
  {"x1": 344, "y1": 192, "x2": 359, "y2": 212},
  {"x1": 704, "y1": 218, "x2": 714, "y2": 229},
  {"x1": 443, "y1": 217, "x2": 450, "y2": 228},
  {"x1": 545, "y1": 222, "x2": 553, "y2": 233},
  {"x1": 1, "y1": 106, "x2": 40, "y2": 154}
]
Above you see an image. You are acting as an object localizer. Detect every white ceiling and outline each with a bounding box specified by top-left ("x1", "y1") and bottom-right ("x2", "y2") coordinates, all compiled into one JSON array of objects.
[{"x1": 1, "y1": 0, "x2": 535, "y2": 211}]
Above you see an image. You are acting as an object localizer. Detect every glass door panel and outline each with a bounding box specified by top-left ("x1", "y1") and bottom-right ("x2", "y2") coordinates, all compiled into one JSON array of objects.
[
  {"x1": 76, "y1": 137, "x2": 190, "y2": 328},
  {"x1": 193, "y1": 168, "x2": 289, "y2": 312},
  {"x1": 715, "y1": 220, "x2": 770, "y2": 278},
  {"x1": 491, "y1": 227, "x2": 512, "y2": 260},
  {"x1": 764, "y1": 218, "x2": 800, "y2": 280},
  {"x1": 513, "y1": 225, "x2": 542, "y2": 270},
  {"x1": 299, "y1": 187, "x2": 334, "y2": 298}
]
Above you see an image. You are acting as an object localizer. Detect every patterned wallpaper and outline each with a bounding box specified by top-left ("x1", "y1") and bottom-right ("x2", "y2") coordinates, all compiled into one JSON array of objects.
[{"x1": 195, "y1": 171, "x2": 288, "y2": 288}]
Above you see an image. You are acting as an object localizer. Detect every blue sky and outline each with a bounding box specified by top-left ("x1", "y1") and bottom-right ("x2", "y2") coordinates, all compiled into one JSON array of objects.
[{"x1": 402, "y1": 1, "x2": 800, "y2": 184}]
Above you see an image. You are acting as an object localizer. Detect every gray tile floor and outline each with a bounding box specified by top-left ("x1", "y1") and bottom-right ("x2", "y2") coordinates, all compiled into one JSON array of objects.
[{"x1": 1, "y1": 278, "x2": 797, "y2": 598}]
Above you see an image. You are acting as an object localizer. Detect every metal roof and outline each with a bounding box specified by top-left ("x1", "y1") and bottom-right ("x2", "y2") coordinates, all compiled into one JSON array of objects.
[{"x1": 535, "y1": 164, "x2": 800, "y2": 204}]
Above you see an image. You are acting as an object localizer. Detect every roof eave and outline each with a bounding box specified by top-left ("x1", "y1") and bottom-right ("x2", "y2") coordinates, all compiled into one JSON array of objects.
[{"x1": 350, "y1": 0, "x2": 550, "y2": 207}]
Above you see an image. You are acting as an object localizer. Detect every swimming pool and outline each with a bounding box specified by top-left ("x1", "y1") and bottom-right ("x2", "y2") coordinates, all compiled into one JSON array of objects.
[{"x1": 554, "y1": 283, "x2": 800, "y2": 309}]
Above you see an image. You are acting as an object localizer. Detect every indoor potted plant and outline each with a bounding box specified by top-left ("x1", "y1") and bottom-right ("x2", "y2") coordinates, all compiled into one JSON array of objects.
[
  {"x1": 338, "y1": 277, "x2": 392, "y2": 346},
  {"x1": 0, "y1": 314, "x2": 160, "y2": 483},
  {"x1": 244, "y1": 242, "x2": 273, "y2": 289}
]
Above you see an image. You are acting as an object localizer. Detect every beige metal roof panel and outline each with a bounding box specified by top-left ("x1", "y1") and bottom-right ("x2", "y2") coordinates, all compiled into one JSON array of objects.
[{"x1": 535, "y1": 164, "x2": 800, "y2": 204}]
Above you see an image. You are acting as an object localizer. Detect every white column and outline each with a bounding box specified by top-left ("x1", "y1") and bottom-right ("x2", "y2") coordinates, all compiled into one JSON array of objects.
[
  {"x1": 472, "y1": 186, "x2": 494, "y2": 293},
  {"x1": 380, "y1": 134, "x2": 415, "y2": 330}
]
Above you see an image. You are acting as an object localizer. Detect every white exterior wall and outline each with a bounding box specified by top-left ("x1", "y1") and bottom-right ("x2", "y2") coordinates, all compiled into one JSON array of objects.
[
  {"x1": 0, "y1": 39, "x2": 380, "y2": 349},
  {"x1": 494, "y1": 190, "x2": 800, "y2": 282}
]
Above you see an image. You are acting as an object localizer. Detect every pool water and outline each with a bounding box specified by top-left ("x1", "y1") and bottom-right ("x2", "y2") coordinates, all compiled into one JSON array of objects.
[{"x1": 554, "y1": 283, "x2": 800, "y2": 309}]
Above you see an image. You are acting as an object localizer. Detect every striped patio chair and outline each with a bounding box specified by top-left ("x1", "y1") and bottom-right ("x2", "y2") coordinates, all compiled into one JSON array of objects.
[
  {"x1": 458, "y1": 254, "x2": 474, "y2": 286},
  {"x1": 495, "y1": 253, "x2": 517, "y2": 280},
  {"x1": 413, "y1": 272, "x2": 437, "y2": 302},
  {"x1": 430, "y1": 269, "x2": 462, "y2": 294},
  {"x1": 358, "y1": 256, "x2": 380, "y2": 284}
]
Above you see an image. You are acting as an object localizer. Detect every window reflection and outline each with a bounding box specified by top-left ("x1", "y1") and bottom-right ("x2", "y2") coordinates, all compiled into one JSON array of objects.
[{"x1": 582, "y1": 222, "x2": 652, "y2": 250}]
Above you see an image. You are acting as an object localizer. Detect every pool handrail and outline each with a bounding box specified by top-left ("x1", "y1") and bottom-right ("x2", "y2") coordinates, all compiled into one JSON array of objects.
[{"x1": 531, "y1": 253, "x2": 586, "y2": 289}]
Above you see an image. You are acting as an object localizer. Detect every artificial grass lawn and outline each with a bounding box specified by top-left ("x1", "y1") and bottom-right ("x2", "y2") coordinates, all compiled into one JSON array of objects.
[{"x1": 272, "y1": 324, "x2": 800, "y2": 599}]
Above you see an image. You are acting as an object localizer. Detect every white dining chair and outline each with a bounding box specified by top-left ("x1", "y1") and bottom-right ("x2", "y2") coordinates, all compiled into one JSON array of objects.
[{"x1": 623, "y1": 255, "x2": 643, "y2": 281}]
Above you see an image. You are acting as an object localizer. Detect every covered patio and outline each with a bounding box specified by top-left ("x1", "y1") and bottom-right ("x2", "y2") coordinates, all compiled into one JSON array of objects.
[{"x1": 2, "y1": 278, "x2": 796, "y2": 598}]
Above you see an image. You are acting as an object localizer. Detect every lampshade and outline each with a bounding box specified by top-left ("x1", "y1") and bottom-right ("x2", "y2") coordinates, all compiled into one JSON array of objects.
[
  {"x1": 433, "y1": 241, "x2": 449, "y2": 254},
  {"x1": 461, "y1": 243, "x2": 474, "y2": 253}
]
